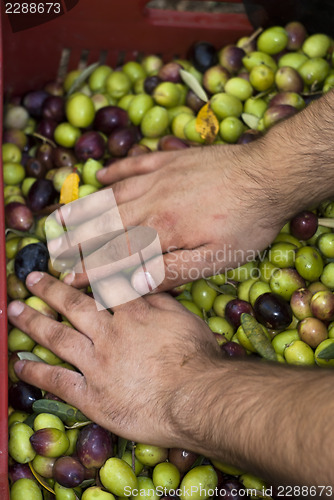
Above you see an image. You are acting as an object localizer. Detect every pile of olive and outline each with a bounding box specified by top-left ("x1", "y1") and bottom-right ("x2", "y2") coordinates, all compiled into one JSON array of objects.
[{"x1": 3, "y1": 20, "x2": 334, "y2": 500}]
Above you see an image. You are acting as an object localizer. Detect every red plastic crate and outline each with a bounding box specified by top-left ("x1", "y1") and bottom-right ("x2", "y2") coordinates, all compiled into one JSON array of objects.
[{"x1": 0, "y1": 1, "x2": 252, "y2": 497}]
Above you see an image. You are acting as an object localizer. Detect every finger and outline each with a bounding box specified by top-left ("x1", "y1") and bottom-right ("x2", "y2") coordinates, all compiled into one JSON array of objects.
[
  {"x1": 14, "y1": 360, "x2": 85, "y2": 409},
  {"x1": 7, "y1": 299, "x2": 93, "y2": 368},
  {"x1": 23, "y1": 272, "x2": 112, "y2": 338},
  {"x1": 131, "y1": 247, "x2": 215, "y2": 293},
  {"x1": 112, "y1": 173, "x2": 155, "y2": 205},
  {"x1": 96, "y1": 150, "x2": 178, "y2": 185}
]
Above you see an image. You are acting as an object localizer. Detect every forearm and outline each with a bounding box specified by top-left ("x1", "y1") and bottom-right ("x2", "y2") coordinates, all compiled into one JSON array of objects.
[
  {"x1": 173, "y1": 358, "x2": 334, "y2": 487},
  {"x1": 233, "y1": 89, "x2": 334, "y2": 227}
]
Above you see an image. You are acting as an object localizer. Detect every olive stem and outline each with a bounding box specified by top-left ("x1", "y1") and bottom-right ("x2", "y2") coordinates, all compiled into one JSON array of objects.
[
  {"x1": 31, "y1": 132, "x2": 57, "y2": 148},
  {"x1": 242, "y1": 27, "x2": 263, "y2": 49},
  {"x1": 318, "y1": 218, "x2": 334, "y2": 228},
  {"x1": 131, "y1": 441, "x2": 136, "y2": 473}
]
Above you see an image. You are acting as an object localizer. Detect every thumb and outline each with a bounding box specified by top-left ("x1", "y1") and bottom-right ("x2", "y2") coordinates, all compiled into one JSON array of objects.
[{"x1": 131, "y1": 248, "x2": 216, "y2": 293}]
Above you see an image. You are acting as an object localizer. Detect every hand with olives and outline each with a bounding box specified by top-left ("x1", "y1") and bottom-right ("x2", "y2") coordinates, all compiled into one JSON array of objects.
[{"x1": 8, "y1": 271, "x2": 221, "y2": 448}]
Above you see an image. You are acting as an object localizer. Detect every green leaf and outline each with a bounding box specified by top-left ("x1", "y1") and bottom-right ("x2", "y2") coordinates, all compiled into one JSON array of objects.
[
  {"x1": 241, "y1": 313, "x2": 278, "y2": 362},
  {"x1": 317, "y1": 343, "x2": 334, "y2": 359},
  {"x1": 32, "y1": 399, "x2": 89, "y2": 426},
  {"x1": 180, "y1": 69, "x2": 208, "y2": 103},
  {"x1": 191, "y1": 455, "x2": 205, "y2": 468},
  {"x1": 118, "y1": 437, "x2": 128, "y2": 458},
  {"x1": 67, "y1": 62, "x2": 100, "y2": 96},
  {"x1": 241, "y1": 113, "x2": 260, "y2": 130}
]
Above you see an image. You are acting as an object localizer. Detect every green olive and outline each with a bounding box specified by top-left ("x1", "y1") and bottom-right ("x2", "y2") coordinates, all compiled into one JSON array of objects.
[
  {"x1": 240, "y1": 473, "x2": 267, "y2": 491},
  {"x1": 307, "y1": 224, "x2": 331, "y2": 245},
  {"x1": 153, "y1": 82, "x2": 181, "y2": 108},
  {"x1": 249, "y1": 281, "x2": 272, "y2": 307},
  {"x1": 249, "y1": 65, "x2": 275, "y2": 92},
  {"x1": 273, "y1": 232, "x2": 303, "y2": 248},
  {"x1": 317, "y1": 233, "x2": 334, "y2": 258},
  {"x1": 3, "y1": 162, "x2": 25, "y2": 185},
  {"x1": 88, "y1": 65, "x2": 113, "y2": 92},
  {"x1": 243, "y1": 98, "x2": 267, "y2": 118},
  {"x1": 131, "y1": 476, "x2": 159, "y2": 500},
  {"x1": 82, "y1": 486, "x2": 116, "y2": 500},
  {"x1": 271, "y1": 329, "x2": 300, "y2": 355},
  {"x1": 237, "y1": 277, "x2": 259, "y2": 302},
  {"x1": 321, "y1": 263, "x2": 334, "y2": 289},
  {"x1": 82, "y1": 159, "x2": 103, "y2": 188},
  {"x1": 219, "y1": 116, "x2": 244, "y2": 143},
  {"x1": 54, "y1": 122, "x2": 81, "y2": 148},
  {"x1": 179, "y1": 299, "x2": 203, "y2": 318},
  {"x1": 123, "y1": 61, "x2": 147, "y2": 84},
  {"x1": 100, "y1": 457, "x2": 138, "y2": 496},
  {"x1": 118, "y1": 95, "x2": 135, "y2": 111},
  {"x1": 191, "y1": 279, "x2": 217, "y2": 312},
  {"x1": 33, "y1": 413, "x2": 65, "y2": 432},
  {"x1": 179, "y1": 465, "x2": 217, "y2": 500},
  {"x1": 32, "y1": 454, "x2": 56, "y2": 478},
  {"x1": 284, "y1": 340, "x2": 315, "y2": 365},
  {"x1": 302, "y1": 34, "x2": 331, "y2": 58},
  {"x1": 207, "y1": 316, "x2": 234, "y2": 340},
  {"x1": 141, "y1": 106, "x2": 169, "y2": 138},
  {"x1": 64, "y1": 428, "x2": 80, "y2": 456},
  {"x1": 10, "y1": 478, "x2": 42, "y2": 500},
  {"x1": 315, "y1": 339, "x2": 334, "y2": 367},
  {"x1": 242, "y1": 51, "x2": 277, "y2": 72},
  {"x1": 152, "y1": 462, "x2": 181, "y2": 492},
  {"x1": 172, "y1": 112, "x2": 193, "y2": 139},
  {"x1": 106, "y1": 71, "x2": 132, "y2": 99},
  {"x1": 257, "y1": 26, "x2": 288, "y2": 55},
  {"x1": 54, "y1": 482, "x2": 78, "y2": 500},
  {"x1": 278, "y1": 52, "x2": 308, "y2": 70},
  {"x1": 78, "y1": 184, "x2": 98, "y2": 198},
  {"x1": 270, "y1": 268, "x2": 305, "y2": 301},
  {"x1": 268, "y1": 242, "x2": 297, "y2": 268},
  {"x1": 66, "y1": 93, "x2": 95, "y2": 128},
  {"x1": 63, "y1": 69, "x2": 82, "y2": 92},
  {"x1": 134, "y1": 443, "x2": 168, "y2": 467},
  {"x1": 213, "y1": 294, "x2": 236, "y2": 317},
  {"x1": 258, "y1": 258, "x2": 277, "y2": 283},
  {"x1": 9, "y1": 422, "x2": 36, "y2": 463},
  {"x1": 184, "y1": 118, "x2": 206, "y2": 144},
  {"x1": 8, "y1": 411, "x2": 29, "y2": 428},
  {"x1": 6, "y1": 236, "x2": 21, "y2": 259},
  {"x1": 32, "y1": 345, "x2": 63, "y2": 365},
  {"x1": 128, "y1": 94, "x2": 154, "y2": 125},
  {"x1": 299, "y1": 58, "x2": 330, "y2": 86},
  {"x1": 8, "y1": 328, "x2": 35, "y2": 352},
  {"x1": 295, "y1": 246, "x2": 324, "y2": 282},
  {"x1": 210, "y1": 93, "x2": 243, "y2": 120},
  {"x1": 224, "y1": 77, "x2": 253, "y2": 101}
]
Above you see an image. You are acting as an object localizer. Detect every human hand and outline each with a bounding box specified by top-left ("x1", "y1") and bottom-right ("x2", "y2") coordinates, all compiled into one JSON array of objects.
[
  {"x1": 8, "y1": 271, "x2": 221, "y2": 448},
  {"x1": 58, "y1": 143, "x2": 285, "y2": 293}
]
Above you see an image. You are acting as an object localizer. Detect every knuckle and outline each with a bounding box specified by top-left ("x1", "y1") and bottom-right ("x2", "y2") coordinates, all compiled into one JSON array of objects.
[
  {"x1": 49, "y1": 367, "x2": 64, "y2": 389},
  {"x1": 62, "y1": 289, "x2": 88, "y2": 315},
  {"x1": 47, "y1": 322, "x2": 68, "y2": 348}
]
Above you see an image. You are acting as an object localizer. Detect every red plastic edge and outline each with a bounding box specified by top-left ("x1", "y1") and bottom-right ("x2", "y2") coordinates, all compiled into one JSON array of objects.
[
  {"x1": 0, "y1": 2, "x2": 252, "y2": 498},
  {"x1": 0, "y1": 4, "x2": 9, "y2": 498}
]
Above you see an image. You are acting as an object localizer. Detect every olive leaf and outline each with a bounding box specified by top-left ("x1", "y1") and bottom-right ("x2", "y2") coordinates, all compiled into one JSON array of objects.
[
  {"x1": 241, "y1": 113, "x2": 260, "y2": 130},
  {"x1": 29, "y1": 462, "x2": 55, "y2": 495},
  {"x1": 317, "y1": 342, "x2": 334, "y2": 360},
  {"x1": 241, "y1": 313, "x2": 278, "y2": 362},
  {"x1": 191, "y1": 455, "x2": 205, "y2": 468},
  {"x1": 318, "y1": 218, "x2": 334, "y2": 229},
  {"x1": 179, "y1": 69, "x2": 208, "y2": 103},
  {"x1": 32, "y1": 399, "x2": 89, "y2": 426},
  {"x1": 118, "y1": 437, "x2": 128, "y2": 458},
  {"x1": 17, "y1": 351, "x2": 46, "y2": 363},
  {"x1": 67, "y1": 62, "x2": 100, "y2": 96},
  {"x1": 5, "y1": 228, "x2": 42, "y2": 240}
]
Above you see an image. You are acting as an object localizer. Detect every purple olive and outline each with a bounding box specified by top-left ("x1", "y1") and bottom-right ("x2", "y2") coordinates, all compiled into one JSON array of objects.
[
  {"x1": 144, "y1": 75, "x2": 162, "y2": 95},
  {"x1": 36, "y1": 118, "x2": 58, "y2": 140},
  {"x1": 27, "y1": 178, "x2": 56, "y2": 212},
  {"x1": 23, "y1": 90, "x2": 49, "y2": 118},
  {"x1": 76, "y1": 423, "x2": 113, "y2": 469},
  {"x1": 107, "y1": 126, "x2": 141, "y2": 157},
  {"x1": 5, "y1": 202, "x2": 34, "y2": 231},
  {"x1": 25, "y1": 158, "x2": 46, "y2": 179},
  {"x1": 254, "y1": 292, "x2": 292, "y2": 330},
  {"x1": 8, "y1": 463, "x2": 34, "y2": 483},
  {"x1": 158, "y1": 62, "x2": 182, "y2": 83},
  {"x1": 158, "y1": 135, "x2": 189, "y2": 151},
  {"x1": 53, "y1": 456, "x2": 86, "y2": 488},
  {"x1": 290, "y1": 210, "x2": 318, "y2": 240},
  {"x1": 74, "y1": 131, "x2": 105, "y2": 162},
  {"x1": 93, "y1": 106, "x2": 129, "y2": 135},
  {"x1": 8, "y1": 381, "x2": 43, "y2": 413},
  {"x1": 225, "y1": 299, "x2": 254, "y2": 328},
  {"x1": 221, "y1": 341, "x2": 247, "y2": 358},
  {"x1": 42, "y1": 95, "x2": 65, "y2": 122}
]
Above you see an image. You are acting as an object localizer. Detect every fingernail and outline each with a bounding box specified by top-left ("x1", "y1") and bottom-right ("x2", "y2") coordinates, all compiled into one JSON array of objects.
[
  {"x1": 14, "y1": 360, "x2": 26, "y2": 376},
  {"x1": 96, "y1": 168, "x2": 107, "y2": 179},
  {"x1": 8, "y1": 301, "x2": 25, "y2": 317},
  {"x1": 64, "y1": 271, "x2": 75, "y2": 285},
  {"x1": 26, "y1": 272, "x2": 44, "y2": 287},
  {"x1": 132, "y1": 271, "x2": 157, "y2": 295}
]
